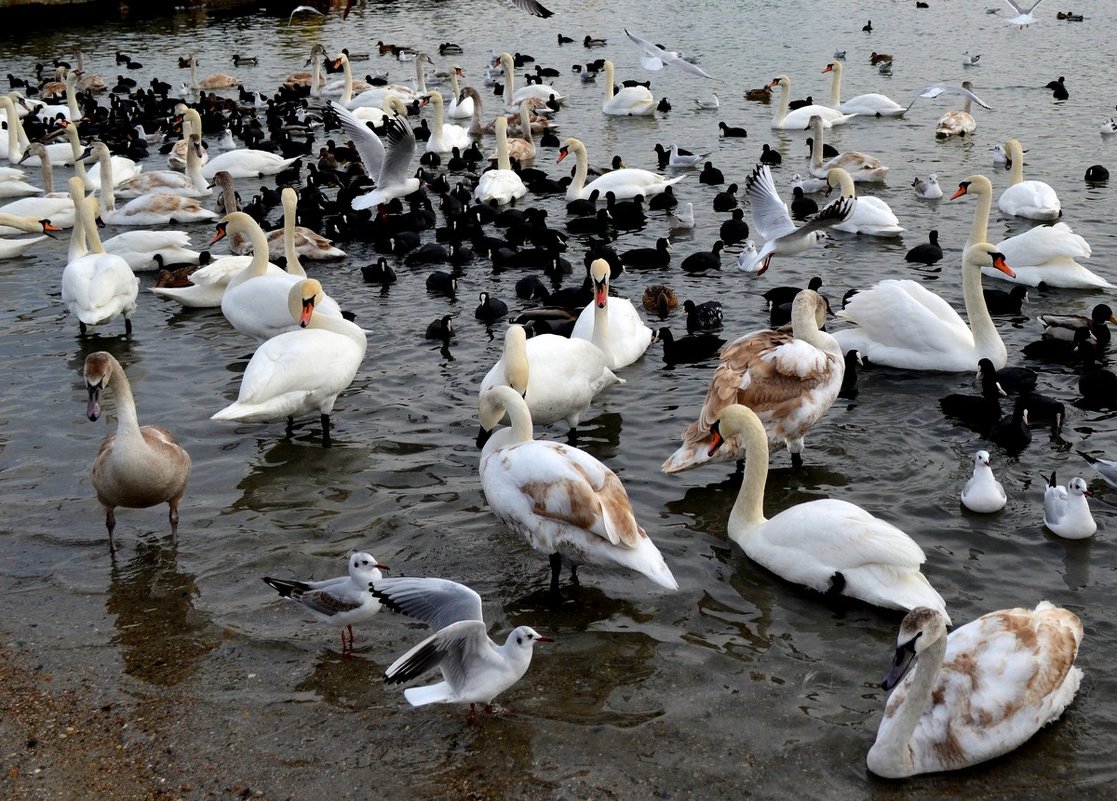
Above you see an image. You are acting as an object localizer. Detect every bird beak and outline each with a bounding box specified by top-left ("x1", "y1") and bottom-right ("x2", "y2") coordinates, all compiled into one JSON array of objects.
[
  {"x1": 707, "y1": 422, "x2": 726, "y2": 456},
  {"x1": 209, "y1": 224, "x2": 228, "y2": 246},
  {"x1": 822, "y1": 64, "x2": 833, "y2": 73},
  {"x1": 375, "y1": 563, "x2": 389, "y2": 571},
  {"x1": 556, "y1": 146, "x2": 569, "y2": 163},
  {"x1": 41, "y1": 220, "x2": 61, "y2": 237},
  {"x1": 991, "y1": 252, "x2": 1015, "y2": 278},
  {"x1": 949, "y1": 185, "x2": 968, "y2": 200},
  {"x1": 534, "y1": 635, "x2": 554, "y2": 643},
  {"x1": 594, "y1": 276, "x2": 608, "y2": 308},
  {"x1": 86, "y1": 381, "x2": 102, "y2": 421},
  {"x1": 300, "y1": 295, "x2": 316, "y2": 327}
]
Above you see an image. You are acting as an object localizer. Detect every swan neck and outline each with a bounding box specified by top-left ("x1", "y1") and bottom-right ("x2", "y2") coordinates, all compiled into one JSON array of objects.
[
  {"x1": 774, "y1": 80, "x2": 790, "y2": 125},
  {"x1": 604, "y1": 62, "x2": 614, "y2": 102},
  {"x1": 810, "y1": 122, "x2": 824, "y2": 170},
  {"x1": 591, "y1": 293, "x2": 610, "y2": 356},
  {"x1": 966, "y1": 184, "x2": 991, "y2": 248},
  {"x1": 98, "y1": 147, "x2": 113, "y2": 195},
  {"x1": 283, "y1": 199, "x2": 306, "y2": 278},
  {"x1": 307, "y1": 310, "x2": 368, "y2": 350},
  {"x1": 40, "y1": 151, "x2": 54, "y2": 194},
  {"x1": 108, "y1": 361, "x2": 143, "y2": 436},
  {"x1": 571, "y1": 143, "x2": 588, "y2": 195},
  {"x1": 502, "y1": 56, "x2": 515, "y2": 106},
  {"x1": 5, "y1": 99, "x2": 20, "y2": 161},
  {"x1": 341, "y1": 55, "x2": 352, "y2": 105},
  {"x1": 1008, "y1": 148, "x2": 1024, "y2": 187},
  {"x1": 731, "y1": 423, "x2": 770, "y2": 536},
  {"x1": 827, "y1": 65, "x2": 841, "y2": 108},
  {"x1": 503, "y1": 390, "x2": 534, "y2": 444},
  {"x1": 68, "y1": 192, "x2": 87, "y2": 260},
  {"x1": 961, "y1": 255, "x2": 1003, "y2": 362},
  {"x1": 873, "y1": 636, "x2": 947, "y2": 775},
  {"x1": 246, "y1": 222, "x2": 271, "y2": 277},
  {"x1": 496, "y1": 122, "x2": 511, "y2": 171}
]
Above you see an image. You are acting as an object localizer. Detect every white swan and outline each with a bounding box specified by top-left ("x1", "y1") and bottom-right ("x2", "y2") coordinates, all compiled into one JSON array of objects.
[
  {"x1": 769, "y1": 74, "x2": 855, "y2": 129},
  {"x1": 479, "y1": 324, "x2": 622, "y2": 428},
  {"x1": 0, "y1": 144, "x2": 75, "y2": 231},
  {"x1": 570, "y1": 258, "x2": 654, "y2": 369},
  {"x1": 217, "y1": 212, "x2": 342, "y2": 341},
  {"x1": 663, "y1": 290, "x2": 842, "y2": 473},
  {"x1": 1043, "y1": 473, "x2": 1096, "y2": 539},
  {"x1": 502, "y1": 100, "x2": 537, "y2": 163},
  {"x1": 951, "y1": 174, "x2": 1109, "y2": 289},
  {"x1": 212, "y1": 278, "x2": 367, "y2": 443},
  {"x1": 331, "y1": 101, "x2": 420, "y2": 209},
  {"x1": 341, "y1": 51, "x2": 424, "y2": 109},
  {"x1": 823, "y1": 60, "x2": 904, "y2": 117},
  {"x1": 867, "y1": 602, "x2": 1082, "y2": 778},
  {"x1": 704, "y1": 403, "x2": 948, "y2": 616},
  {"x1": 167, "y1": 106, "x2": 209, "y2": 170},
  {"x1": 0, "y1": 96, "x2": 75, "y2": 166},
  {"x1": 558, "y1": 137, "x2": 684, "y2": 202},
  {"x1": 499, "y1": 52, "x2": 564, "y2": 112},
  {"x1": 997, "y1": 138, "x2": 1061, "y2": 221},
  {"x1": 79, "y1": 141, "x2": 141, "y2": 192},
  {"x1": 200, "y1": 146, "x2": 298, "y2": 181},
  {"x1": 0, "y1": 166, "x2": 41, "y2": 198},
  {"x1": 446, "y1": 65, "x2": 474, "y2": 119},
  {"x1": 960, "y1": 450, "x2": 1006, "y2": 513},
  {"x1": 601, "y1": 60, "x2": 655, "y2": 116},
  {"x1": 83, "y1": 350, "x2": 191, "y2": 552},
  {"x1": 478, "y1": 384, "x2": 677, "y2": 594},
  {"x1": 933, "y1": 81, "x2": 982, "y2": 138},
  {"x1": 271, "y1": 186, "x2": 346, "y2": 262},
  {"x1": 425, "y1": 89, "x2": 472, "y2": 154},
  {"x1": 99, "y1": 144, "x2": 217, "y2": 227},
  {"x1": 473, "y1": 116, "x2": 527, "y2": 205},
  {"x1": 114, "y1": 131, "x2": 209, "y2": 198},
  {"x1": 0, "y1": 212, "x2": 58, "y2": 258},
  {"x1": 826, "y1": 167, "x2": 903, "y2": 236},
  {"x1": 833, "y1": 242, "x2": 1014, "y2": 371},
  {"x1": 101, "y1": 228, "x2": 199, "y2": 272},
  {"x1": 807, "y1": 115, "x2": 888, "y2": 182},
  {"x1": 61, "y1": 178, "x2": 138, "y2": 335}
]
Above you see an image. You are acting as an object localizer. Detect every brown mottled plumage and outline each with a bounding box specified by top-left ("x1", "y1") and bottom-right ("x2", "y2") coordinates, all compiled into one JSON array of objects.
[
  {"x1": 83, "y1": 352, "x2": 191, "y2": 552},
  {"x1": 662, "y1": 290, "x2": 843, "y2": 472}
]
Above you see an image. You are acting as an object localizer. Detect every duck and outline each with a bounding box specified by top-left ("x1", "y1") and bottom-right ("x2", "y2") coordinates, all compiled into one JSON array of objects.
[
  {"x1": 997, "y1": 139, "x2": 1061, "y2": 221},
  {"x1": 474, "y1": 291, "x2": 508, "y2": 322},
  {"x1": 331, "y1": 101, "x2": 420, "y2": 209},
  {"x1": 1046, "y1": 75, "x2": 1069, "y2": 100},
  {"x1": 82, "y1": 351, "x2": 191, "y2": 552},
  {"x1": 680, "y1": 240, "x2": 724, "y2": 272},
  {"x1": 1023, "y1": 327, "x2": 1094, "y2": 364},
  {"x1": 939, "y1": 365, "x2": 1005, "y2": 432},
  {"x1": 904, "y1": 230, "x2": 943, "y2": 265},
  {"x1": 473, "y1": 116, "x2": 528, "y2": 205},
  {"x1": 719, "y1": 208, "x2": 749, "y2": 243},
  {"x1": 663, "y1": 290, "x2": 843, "y2": 473},
  {"x1": 1040, "y1": 304, "x2": 1117, "y2": 348},
  {"x1": 61, "y1": 180, "x2": 138, "y2": 336},
  {"x1": 601, "y1": 60, "x2": 655, "y2": 116},
  {"x1": 989, "y1": 397, "x2": 1032, "y2": 453},
  {"x1": 769, "y1": 74, "x2": 856, "y2": 129},
  {"x1": 558, "y1": 137, "x2": 684, "y2": 203},
  {"x1": 822, "y1": 60, "x2": 904, "y2": 117},
  {"x1": 570, "y1": 259, "x2": 655, "y2": 369},
  {"x1": 759, "y1": 144, "x2": 781, "y2": 166},
  {"x1": 478, "y1": 324, "x2": 621, "y2": 429},
  {"x1": 698, "y1": 161, "x2": 724, "y2": 185},
  {"x1": 212, "y1": 278, "x2": 367, "y2": 444},
  {"x1": 951, "y1": 174, "x2": 1107, "y2": 288},
  {"x1": 833, "y1": 242, "x2": 1015, "y2": 371},
  {"x1": 867, "y1": 603, "x2": 1082, "y2": 778},
  {"x1": 744, "y1": 85, "x2": 772, "y2": 103},
  {"x1": 1044, "y1": 472, "x2": 1096, "y2": 538},
  {"x1": 700, "y1": 403, "x2": 948, "y2": 616},
  {"x1": 789, "y1": 187, "x2": 818, "y2": 219},
  {"x1": 641, "y1": 284, "x2": 678, "y2": 316},
  {"x1": 911, "y1": 174, "x2": 943, "y2": 199},
  {"x1": 806, "y1": 115, "x2": 888, "y2": 182},
  {"x1": 719, "y1": 121, "x2": 748, "y2": 137},
  {"x1": 738, "y1": 163, "x2": 855, "y2": 273},
  {"x1": 983, "y1": 284, "x2": 1029, "y2": 315},
  {"x1": 961, "y1": 450, "x2": 1006, "y2": 513},
  {"x1": 216, "y1": 212, "x2": 343, "y2": 341},
  {"x1": 478, "y1": 385, "x2": 676, "y2": 595}
]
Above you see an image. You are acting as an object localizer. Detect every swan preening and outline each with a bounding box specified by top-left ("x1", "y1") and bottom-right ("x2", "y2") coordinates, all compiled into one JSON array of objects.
[
  {"x1": 478, "y1": 384, "x2": 678, "y2": 594},
  {"x1": 998, "y1": 138, "x2": 1061, "y2": 220},
  {"x1": 83, "y1": 351, "x2": 191, "y2": 553},
  {"x1": 867, "y1": 602, "x2": 1082, "y2": 778},
  {"x1": 701, "y1": 403, "x2": 948, "y2": 617},
  {"x1": 601, "y1": 60, "x2": 656, "y2": 116}
]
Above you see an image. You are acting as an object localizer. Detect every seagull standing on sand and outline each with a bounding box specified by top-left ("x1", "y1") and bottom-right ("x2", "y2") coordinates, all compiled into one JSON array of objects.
[{"x1": 371, "y1": 576, "x2": 552, "y2": 722}]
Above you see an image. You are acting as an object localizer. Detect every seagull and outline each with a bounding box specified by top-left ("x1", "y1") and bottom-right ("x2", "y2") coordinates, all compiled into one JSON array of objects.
[
  {"x1": 961, "y1": 450, "x2": 1006, "y2": 513},
  {"x1": 1080, "y1": 452, "x2": 1117, "y2": 488},
  {"x1": 1003, "y1": 0, "x2": 1044, "y2": 27},
  {"x1": 669, "y1": 201, "x2": 695, "y2": 229},
  {"x1": 833, "y1": 49, "x2": 847, "y2": 60},
  {"x1": 623, "y1": 29, "x2": 714, "y2": 78},
  {"x1": 695, "y1": 92, "x2": 720, "y2": 109},
  {"x1": 287, "y1": 5, "x2": 325, "y2": 25},
  {"x1": 904, "y1": 82, "x2": 993, "y2": 114},
  {"x1": 962, "y1": 51, "x2": 982, "y2": 66},
  {"x1": 1043, "y1": 471, "x2": 1097, "y2": 539},
  {"x1": 262, "y1": 552, "x2": 388, "y2": 653},
  {"x1": 738, "y1": 163, "x2": 855, "y2": 274},
  {"x1": 330, "y1": 101, "x2": 420, "y2": 209},
  {"x1": 371, "y1": 576, "x2": 552, "y2": 721}
]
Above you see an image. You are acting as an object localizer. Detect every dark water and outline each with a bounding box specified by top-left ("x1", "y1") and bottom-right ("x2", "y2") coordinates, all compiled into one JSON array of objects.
[{"x1": 2, "y1": 2, "x2": 1116, "y2": 798}]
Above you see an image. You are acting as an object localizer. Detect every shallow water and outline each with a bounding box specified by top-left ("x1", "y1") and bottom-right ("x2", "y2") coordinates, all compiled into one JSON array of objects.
[{"x1": 2, "y1": 2, "x2": 1117, "y2": 798}]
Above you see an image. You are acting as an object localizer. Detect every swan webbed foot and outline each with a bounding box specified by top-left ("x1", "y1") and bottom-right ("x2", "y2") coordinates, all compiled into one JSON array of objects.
[
  {"x1": 321, "y1": 413, "x2": 332, "y2": 446},
  {"x1": 791, "y1": 451, "x2": 804, "y2": 469},
  {"x1": 826, "y1": 571, "x2": 846, "y2": 598}
]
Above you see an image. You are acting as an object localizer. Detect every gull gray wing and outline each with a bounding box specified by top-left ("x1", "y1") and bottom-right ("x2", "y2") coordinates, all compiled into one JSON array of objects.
[
  {"x1": 376, "y1": 114, "x2": 418, "y2": 188},
  {"x1": 383, "y1": 619, "x2": 492, "y2": 690},
  {"x1": 371, "y1": 576, "x2": 484, "y2": 631},
  {"x1": 331, "y1": 101, "x2": 385, "y2": 181},
  {"x1": 745, "y1": 163, "x2": 796, "y2": 240}
]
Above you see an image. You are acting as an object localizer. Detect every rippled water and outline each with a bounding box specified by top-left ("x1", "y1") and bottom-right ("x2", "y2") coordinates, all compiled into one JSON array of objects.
[{"x1": 2, "y1": 1, "x2": 1116, "y2": 798}]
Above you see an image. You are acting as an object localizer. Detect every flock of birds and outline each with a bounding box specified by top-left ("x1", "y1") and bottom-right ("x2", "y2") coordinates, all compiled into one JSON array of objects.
[{"x1": 6, "y1": 0, "x2": 1109, "y2": 780}]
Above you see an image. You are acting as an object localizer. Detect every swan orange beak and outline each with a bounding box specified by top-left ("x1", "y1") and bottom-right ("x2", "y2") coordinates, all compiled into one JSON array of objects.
[
  {"x1": 707, "y1": 422, "x2": 726, "y2": 456},
  {"x1": 949, "y1": 182, "x2": 969, "y2": 200},
  {"x1": 822, "y1": 63, "x2": 833, "y2": 73},
  {"x1": 299, "y1": 295, "x2": 315, "y2": 327},
  {"x1": 991, "y1": 252, "x2": 1014, "y2": 279},
  {"x1": 209, "y1": 223, "x2": 228, "y2": 246},
  {"x1": 556, "y1": 146, "x2": 569, "y2": 163}
]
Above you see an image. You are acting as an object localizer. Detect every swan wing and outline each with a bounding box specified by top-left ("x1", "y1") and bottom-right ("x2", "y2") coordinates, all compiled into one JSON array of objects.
[
  {"x1": 331, "y1": 101, "x2": 385, "y2": 180},
  {"x1": 837, "y1": 279, "x2": 973, "y2": 352},
  {"x1": 997, "y1": 223, "x2": 1090, "y2": 265},
  {"x1": 745, "y1": 163, "x2": 796, "y2": 239}
]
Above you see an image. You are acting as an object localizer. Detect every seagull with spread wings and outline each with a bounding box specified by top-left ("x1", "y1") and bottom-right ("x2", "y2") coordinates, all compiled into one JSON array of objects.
[
  {"x1": 624, "y1": 29, "x2": 714, "y2": 78},
  {"x1": 903, "y1": 82, "x2": 993, "y2": 114},
  {"x1": 331, "y1": 101, "x2": 420, "y2": 209},
  {"x1": 1003, "y1": 0, "x2": 1044, "y2": 27}
]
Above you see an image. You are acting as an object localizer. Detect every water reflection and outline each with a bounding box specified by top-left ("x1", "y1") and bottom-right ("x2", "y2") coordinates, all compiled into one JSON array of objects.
[{"x1": 107, "y1": 540, "x2": 216, "y2": 686}]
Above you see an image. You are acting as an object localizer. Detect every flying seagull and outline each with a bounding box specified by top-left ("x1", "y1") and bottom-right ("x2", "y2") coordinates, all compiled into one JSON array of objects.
[
  {"x1": 904, "y1": 82, "x2": 993, "y2": 114},
  {"x1": 1003, "y1": 0, "x2": 1044, "y2": 27},
  {"x1": 624, "y1": 29, "x2": 714, "y2": 79}
]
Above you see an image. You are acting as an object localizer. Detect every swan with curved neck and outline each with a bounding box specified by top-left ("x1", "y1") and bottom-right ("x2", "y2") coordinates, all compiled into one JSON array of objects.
[
  {"x1": 558, "y1": 137, "x2": 684, "y2": 202},
  {"x1": 472, "y1": 116, "x2": 527, "y2": 204},
  {"x1": 707, "y1": 403, "x2": 948, "y2": 615},
  {"x1": 867, "y1": 603, "x2": 1083, "y2": 778},
  {"x1": 826, "y1": 167, "x2": 903, "y2": 235},
  {"x1": 952, "y1": 174, "x2": 1109, "y2": 288},
  {"x1": 425, "y1": 90, "x2": 471, "y2": 154},
  {"x1": 446, "y1": 66, "x2": 474, "y2": 119},
  {"x1": 998, "y1": 138, "x2": 1061, "y2": 220},
  {"x1": 499, "y1": 52, "x2": 564, "y2": 111},
  {"x1": 602, "y1": 60, "x2": 655, "y2": 116},
  {"x1": 570, "y1": 258, "x2": 654, "y2": 369},
  {"x1": 0, "y1": 144, "x2": 75, "y2": 231},
  {"x1": 822, "y1": 60, "x2": 904, "y2": 116},
  {"x1": 807, "y1": 115, "x2": 888, "y2": 181},
  {"x1": 663, "y1": 289, "x2": 843, "y2": 473},
  {"x1": 212, "y1": 278, "x2": 367, "y2": 444},
  {"x1": 478, "y1": 384, "x2": 677, "y2": 594},
  {"x1": 834, "y1": 241, "x2": 1014, "y2": 370},
  {"x1": 769, "y1": 74, "x2": 855, "y2": 129}
]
